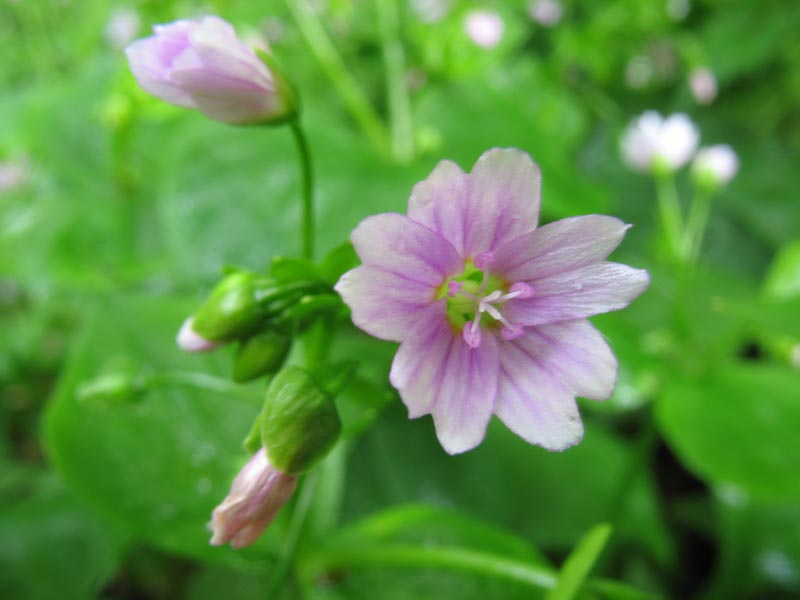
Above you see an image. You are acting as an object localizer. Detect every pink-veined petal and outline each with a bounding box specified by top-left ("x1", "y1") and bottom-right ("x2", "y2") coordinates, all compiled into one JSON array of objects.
[
  {"x1": 493, "y1": 215, "x2": 630, "y2": 282},
  {"x1": 390, "y1": 303, "x2": 456, "y2": 417},
  {"x1": 496, "y1": 341, "x2": 584, "y2": 451},
  {"x1": 463, "y1": 148, "x2": 541, "y2": 257},
  {"x1": 335, "y1": 267, "x2": 440, "y2": 342},
  {"x1": 349, "y1": 213, "x2": 463, "y2": 286},
  {"x1": 125, "y1": 36, "x2": 196, "y2": 108},
  {"x1": 407, "y1": 159, "x2": 470, "y2": 255},
  {"x1": 504, "y1": 262, "x2": 650, "y2": 326},
  {"x1": 390, "y1": 305, "x2": 499, "y2": 454},
  {"x1": 430, "y1": 332, "x2": 500, "y2": 454},
  {"x1": 514, "y1": 320, "x2": 617, "y2": 401}
]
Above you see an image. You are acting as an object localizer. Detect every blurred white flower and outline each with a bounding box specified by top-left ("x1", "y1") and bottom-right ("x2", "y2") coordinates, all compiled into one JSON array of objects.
[
  {"x1": 621, "y1": 111, "x2": 700, "y2": 174},
  {"x1": 410, "y1": 0, "x2": 452, "y2": 23},
  {"x1": 104, "y1": 8, "x2": 141, "y2": 49},
  {"x1": 527, "y1": 0, "x2": 563, "y2": 27},
  {"x1": 464, "y1": 10, "x2": 504, "y2": 49},
  {"x1": 692, "y1": 145, "x2": 739, "y2": 187},
  {"x1": 689, "y1": 67, "x2": 718, "y2": 105},
  {"x1": 667, "y1": 0, "x2": 691, "y2": 21},
  {"x1": 0, "y1": 158, "x2": 29, "y2": 194},
  {"x1": 625, "y1": 56, "x2": 654, "y2": 90}
]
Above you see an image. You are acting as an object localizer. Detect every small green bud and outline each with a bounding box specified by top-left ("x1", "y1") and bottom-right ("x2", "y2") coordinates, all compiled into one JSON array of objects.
[
  {"x1": 78, "y1": 373, "x2": 142, "y2": 404},
  {"x1": 233, "y1": 330, "x2": 292, "y2": 382},
  {"x1": 261, "y1": 366, "x2": 341, "y2": 474},
  {"x1": 191, "y1": 272, "x2": 274, "y2": 342}
]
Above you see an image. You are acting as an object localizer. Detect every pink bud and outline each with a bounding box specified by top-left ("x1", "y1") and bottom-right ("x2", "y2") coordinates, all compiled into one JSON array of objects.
[
  {"x1": 176, "y1": 318, "x2": 220, "y2": 353},
  {"x1": 209, "y1": 449, "x2": 298, "y2": 549},
  {"x1": 125, "y1": 16, "x2": 294, "y2": 125}
]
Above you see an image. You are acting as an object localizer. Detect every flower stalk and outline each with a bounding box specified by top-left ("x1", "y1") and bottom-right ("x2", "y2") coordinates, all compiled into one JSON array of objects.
[{"x1": 289, "y1": 119, "x2": 315, "y2": 259}]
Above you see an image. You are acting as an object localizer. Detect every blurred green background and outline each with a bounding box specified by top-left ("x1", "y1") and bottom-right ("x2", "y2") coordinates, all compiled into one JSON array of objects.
[{"x1": 2, "y1": 0, "x2": 800, "y2": 598}]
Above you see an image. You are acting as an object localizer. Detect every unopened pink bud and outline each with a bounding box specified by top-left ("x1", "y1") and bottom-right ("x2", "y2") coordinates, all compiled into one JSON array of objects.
[
  {"x1": 177, "y1": 318, "x2": 220, "y2": 353},
  {"x1": 209, "y1": 449, "x2": 297, "y2": 549},
  {"x1": 125, "y1": 16, "x2": 295, "y2": 125}
]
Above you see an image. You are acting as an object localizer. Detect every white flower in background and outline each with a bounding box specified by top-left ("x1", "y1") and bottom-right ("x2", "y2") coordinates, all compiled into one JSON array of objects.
[
  {"x1": 625, "y1": 56, "x2": 654, "y2": 90},
  {"x1": 621, "y1": 111, "x2": 699, "y2": 174},
  {"x1": 104, "y1": 7, "x2": 141, "y2": 49},
  {"x1": 464, "y1": 10, "x2": 504, "y2": 49},
  {"x1": 692, "y1": 145, "x2": 739, "y2": 188},
  {"x1": 0, "y1": 157, "x2": 29, "y2": 194},
  {"x1": 689, "y1": 67, "x2": 718, "y2": 105},
  {"x1": 527, "y1": 0, "x2": 563, "y2": 26},
  {"x1": 410, "y1": 0, "x2": 452, "y2": 23},
  {"x1": 667, "y1": 0, "x2": 691, "y2": 21},
  {"x1": 528, "y1": 0, "x2": 564, "y2": 27}
]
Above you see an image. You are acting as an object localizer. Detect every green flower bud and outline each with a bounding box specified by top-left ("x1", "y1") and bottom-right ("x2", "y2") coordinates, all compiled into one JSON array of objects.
[
  {"x1": 191, "y1": 272, "x2": 288, "y2": 342},
  {"x1": 233, "y1": 330, "x2": 292, "y2": 383},
  {"x1": 260, "y1": 366, "x2": 341, "y2": 474}
]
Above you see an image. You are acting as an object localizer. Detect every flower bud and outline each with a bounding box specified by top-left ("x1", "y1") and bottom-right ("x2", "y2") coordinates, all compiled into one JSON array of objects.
[
  {"x1": 125, "y1": 16, "x2": 296, "y2": 125},
  {"x1": 190, "y1": 272, "x2": 275, "y2": 343},
  {"x1": 261, "y1": 366, "x2": 341, "y2": 475},
  {"x1": 692, "y1": 145, "x2": 739, "y2": 190},
  {"x1": 232, "y1": 330, "x2": 291, "y2": 382},
  {"x1": 621, "y1": 111, "x2": 699, "y2": 174},
  {"x1": 209, "y1": 448, "x2": 297, "y2": 549},
  {"x1": 176, "y1": 317, "x2": 220, "y2": 352}
]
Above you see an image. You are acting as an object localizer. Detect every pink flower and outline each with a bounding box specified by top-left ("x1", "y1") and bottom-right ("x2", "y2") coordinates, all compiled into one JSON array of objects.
[
  {"x1": 336, "y1": 149, "x2": 649, "y2": 454},
  {"x1": 125, "y1": 16, "x2": 294, "y2": 125},
  {"x1": 209, "y1": 449, "x2": 297, "y2": 549}
]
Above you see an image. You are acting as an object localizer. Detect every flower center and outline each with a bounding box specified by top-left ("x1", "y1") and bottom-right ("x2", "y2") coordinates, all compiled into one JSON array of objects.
[{"x1": 437, "y1": 252, "x2": 533, "y2": 349}]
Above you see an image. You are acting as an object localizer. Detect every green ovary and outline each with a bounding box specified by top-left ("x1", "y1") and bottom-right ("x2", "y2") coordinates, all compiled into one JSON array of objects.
[{"x1": 437, "y1": 261, "x2": 506, "y2": 330}]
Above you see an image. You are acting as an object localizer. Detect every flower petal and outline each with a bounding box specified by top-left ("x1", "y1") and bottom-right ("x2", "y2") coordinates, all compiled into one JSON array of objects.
[
  {"x1": 390, "y1": 307, "x2": 500, "y2": 455},
  {"x1": 407, "y1": 159, "x2": 470, "y2": 255},
  {"x1": 514, "y1": 320, "x2": 617, "y2": 401},
  {"x1": 187, "y1": 17, "x2": 272, "y2": 86},
  {"x1": 431, "y1": 332, "x2": 500, "y2": 455},
  {"x1": 504, "y1": 262, "x2": 650, "y2": 326},
  {"x1": 390, "y1": 303, "x2": 457, "y2": 417},
  {"x1": 349, "y1": 213, "x2": 463, "y2": 286},
  {"x1": 463, "y1": 148, "x2": 541, "y2": 257},
  {"x1": 496, "y1": 340, "x2": 584, "y2": 451},
  {"x1": 493, "y1": 215, "x2": 630, "y2": 282},
  {"x1": 125, "y1": 33, "x2": 196, "y2": 108},
  {"x1": 336, "y1": 267, "x2": 441, "y2": 342}
]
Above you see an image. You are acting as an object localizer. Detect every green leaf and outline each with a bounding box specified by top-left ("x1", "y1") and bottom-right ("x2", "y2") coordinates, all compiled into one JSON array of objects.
[
  {"x1": 763, "y1": 239, "x2": 800, "y2": 301},
  {"x1": 545, "y1": 523, "x2": 613, "y2": 600},
  {"x1": 656, "y1": 362, "x2": 800, "y2": 502},
  {"x1": 0, "y1": 466, "x2": 121, "y2": 600},
  {"x1": 44, "y1": 294, "x2": 284, "y2": 567}
]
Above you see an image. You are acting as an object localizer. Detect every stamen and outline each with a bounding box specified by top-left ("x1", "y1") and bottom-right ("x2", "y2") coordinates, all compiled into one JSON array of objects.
[
  {"x1": 474, "y1": 251, "x2": 494, "y2": 270},
  {"x1": 447, "y1": 280, "x2": 463, "y2": 297},
  {"x1": 509, "y1": 282, "x2": 534, "y2": 299},
  {"x1": 462, "y1": 320, "x2": 482, "y2": 349},
  {"x1": 501, "y1": 324, "x2": 524, "y2": 341}
]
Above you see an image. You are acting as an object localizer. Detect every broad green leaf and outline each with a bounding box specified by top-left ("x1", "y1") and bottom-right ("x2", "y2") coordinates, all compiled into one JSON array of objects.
[
  {"x1": 0, "y1": 466, "x2": 121, "y2": 600},
  {"x1": 763, "y1": 239, "x2": 800, "y2": 301},
  {"x1": 656, "y1": 363, "x2": 800, "y2": 502},
  {"x1": 44, "y1": 294, "x2": 283, "y2": 567}
]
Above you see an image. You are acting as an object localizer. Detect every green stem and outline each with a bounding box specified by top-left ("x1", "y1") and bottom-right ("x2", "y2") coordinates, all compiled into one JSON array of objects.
[
  {"x1": 285, "y1": 0, "x2": 390, "y2": 154},
  {"x1": 684, "y1": 187, "x2": 713, "y2": 263},
  {"x1": 144, "y1": 371, "x2": 262, "y2": 402},
  {"x1": 377, "y1": 0, "x2": 414, "y2": 162},
  {"x1": 655, "y1": 174, "x2": 685, "y2": 263},
  {"x1": 266, "y1": 470, "x2": 320, "y2": 597},
  {"x1": 289, "y1": 120, "x2": 315, "y2": 260}
]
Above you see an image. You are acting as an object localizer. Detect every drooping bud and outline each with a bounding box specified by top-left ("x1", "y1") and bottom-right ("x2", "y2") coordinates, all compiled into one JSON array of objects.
[
  {"x1": 232, "y1": 330, "x2": 291, "y2": 382},
  {"x1": 260, "y1": 366, "x2": 341, "y2": 475},
  {"x1": 190, "y1": 272, "x2": 274, "y2": 343},
  {"x1": 209, "y1": 448, "x2": 297, "y2": 549},
  {"x1": 176, "y1": 317, "x2": 220, "y2": 352}
]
